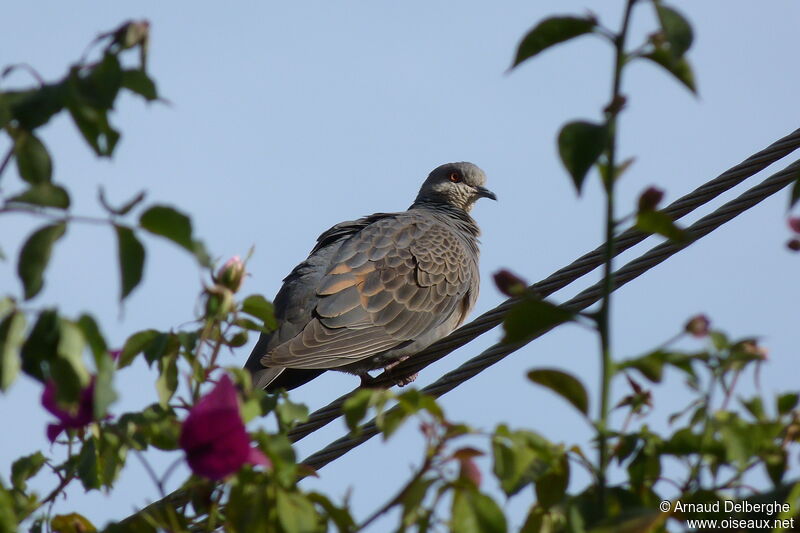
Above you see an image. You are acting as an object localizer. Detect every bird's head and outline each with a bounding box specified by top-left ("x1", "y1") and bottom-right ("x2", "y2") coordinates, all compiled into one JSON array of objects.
[{"x1": 414, "y1": 162, "x2": 497, "y2": 212}]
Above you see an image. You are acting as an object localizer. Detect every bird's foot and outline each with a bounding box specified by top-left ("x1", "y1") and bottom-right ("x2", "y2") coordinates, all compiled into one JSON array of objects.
[{"x1": 383, "y1": 356, "x2": 417, "y2": 387}]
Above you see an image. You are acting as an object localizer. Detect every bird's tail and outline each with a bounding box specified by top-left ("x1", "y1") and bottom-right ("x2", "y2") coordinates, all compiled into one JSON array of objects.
[{"x1": 251, "y1": 366, "x2": 286, "y2": 390}]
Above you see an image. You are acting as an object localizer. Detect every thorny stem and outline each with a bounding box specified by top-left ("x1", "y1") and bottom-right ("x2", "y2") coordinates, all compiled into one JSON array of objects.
[
  {"x1": 598, "y1": 0, "x2": 637, "y2": 511},
  {"x1": 357, "y1": 435, "x2": 443, "y2": 531},
  {"x1": 0, "y1": 204, "x2": 121, "y2": 227},
  {"x1": 0, "y1": 147, "x2": 13, "y2": 180},
  {"x1": 133, "y1": 449, "x2": 166, "y2": 498}
]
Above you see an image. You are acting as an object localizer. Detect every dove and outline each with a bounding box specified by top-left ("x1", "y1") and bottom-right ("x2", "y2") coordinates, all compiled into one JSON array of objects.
[{"x1": 245, "y1": 162, "x2": 495, "y2": 391}]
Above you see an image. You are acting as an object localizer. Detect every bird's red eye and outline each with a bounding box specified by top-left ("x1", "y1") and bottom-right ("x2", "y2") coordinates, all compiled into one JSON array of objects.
[{"x1": 449, "y1": 172, "x2": 462, "y2": 183}]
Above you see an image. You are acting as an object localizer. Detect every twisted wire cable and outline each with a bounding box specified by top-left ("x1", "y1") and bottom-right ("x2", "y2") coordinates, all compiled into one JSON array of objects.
[
  {"x1": 288, "y1": 128, "x2": 800, "y2": 443},
  {"x1": 118, "y1": 131, "x2": 800, "y2": 526},
  {"x1": 301, "y1": 158, "x2": 800, "y2": 470}
]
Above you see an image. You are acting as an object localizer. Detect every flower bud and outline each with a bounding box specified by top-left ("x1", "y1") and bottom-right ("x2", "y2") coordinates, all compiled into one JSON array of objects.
[
  {"x1": 788, "y1": 217, "x2": 800, "y2": 234},
  {"x1": 216, "y1": 256, "x2": 245, "y2": 293},
  {"x1": 205, "y1": 285, "x2": 234, "y2": 318},
  {"x1": 493, "y1": 269, "x2": 528, "y2": 297},
  {"x1": 638, "y1": 186, "x2": 664, "y2": 212},
  {"x1": 787, "y1": 238, "x2": 800, "y2": 252},
  {"x1": 684, "y1": 314, "x2": 710, "y2": 338}
]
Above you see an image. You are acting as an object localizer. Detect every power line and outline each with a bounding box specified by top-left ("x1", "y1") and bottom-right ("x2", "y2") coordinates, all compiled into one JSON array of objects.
[
  {"x1": 118, "y1": 129, "x2": 800, "y2": 526},
  {"x1": 300, "y1": 158, "x2": 800, "y2": 470},
  {"x1": 287, "y1": 128, "x2": 800, "y2": 444}
]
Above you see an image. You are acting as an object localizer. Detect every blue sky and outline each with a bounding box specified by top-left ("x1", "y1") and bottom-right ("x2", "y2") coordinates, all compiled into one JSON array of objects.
[{"x1": 1, "y1": 1, "x2": 799, "y2": 529}]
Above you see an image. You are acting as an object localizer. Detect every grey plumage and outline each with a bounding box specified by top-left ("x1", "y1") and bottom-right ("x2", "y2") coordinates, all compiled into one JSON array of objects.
[{"x1": 245, "y1": 162, "x2": 496, "y2": 391}]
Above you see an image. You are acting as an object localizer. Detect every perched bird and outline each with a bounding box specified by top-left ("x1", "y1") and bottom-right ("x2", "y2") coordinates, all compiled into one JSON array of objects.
[{"x1": 245, "y1": 162, "x2": 496, "y2": 392}]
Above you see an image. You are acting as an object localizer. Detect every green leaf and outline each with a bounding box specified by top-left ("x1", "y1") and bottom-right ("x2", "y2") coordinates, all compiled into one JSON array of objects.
[
  {"x1": 241, "y1": 295, "x2": 277, "y2": 331},
  {"x1": 20, "y1": 309, "x2": 60, "y2": 382},
  {"x1": 557, "y1": 120, "x2": 607, "y2": 194},
  {"x1": 451, "y1": 488, "x2": 507, "y2": 533},
  {"x1": 77, "y1": 314, "x2": 116, "y2": 419},
  {"x1": 307, "y1": 492, "x2": 357, "y2": 532},
  {"x1": 6, "y1": 83, "x2": 67, "y2": 130},
  {"x1": 276, "y1": 490, "x2": 319, "y2": 533},
  {"x1": 76, "y1": 314, "x2": 107, "y2": 360},
  {"x1": 492, "y1": 426, "x2": 558, "y2": 496},
  {"x1": 8, "y1": 183, "x2": 70, "y2": 209},
  {"x1": 17, "y1": 223, "x2": 66, "y2": 300},
  {"x1": 740, "y1": 396, "x2": 765, "y2": 421},
  {"x1": 121, "y1": 70, "x2": 158, "y2": 101},
  {"x1": 14, "y1": 131, "x2": 52, "y2": 185},
  {"x1": 342, "y1": 388, "x2": 375, "y2": 432},
  {"x1": 0, "y1": 95, "x2": 11, "y2": 130},
  {"x1": 77, "y1": 437, "x2": 101, "y2": 491},
  {"x1": 0, "y1": 482, "x2": 16, "y2": 532},
  {"x1": 11, "y1": 451, "x2": 46, "y2": 490},
  {"x1": 155, "y1": 353, "x2": 178, "y2": 407},
  {"x1": 275, "y1": 397, "x2": 309, "y2": 429},
  {"x1": 528, "y1": 369, "x2": 589, "y2": 416},
  {"x1": 0, "y1": 311, "x2": 25, "y2": 391},
  {"x1": 144, "y1": 332, "x2": 179, "y2": 366},
  {"x1": 55, "y1": 319, "x2": 90, "y2": 402},
  {"x1": 627, "y1": 446, "x2": 661, "y2": 490},
  {"x1": 655, "y1": 3, "x2": 693, "y2": 58},
  {"x1": 511, "y1": 16, "x2": 597, "y2": 69},
  {"x1": 635, "y1": 210, "x2": 688, "y2": 242},
  {"x1": 503, "y1": 297, "x2": 574, "y2": 343},
  {"x1": 118, "y1": 329, "x2": 159, "y2": 368},
  {"x1": 139, "y1": 205, "x2": 194, "y2": 251},
  {"x1": 535, "y1": 452, "x2": 569, "y2": 509},
  {"x1": 642, "y1": 48, "x2": 697, "y2": 94},
  {"x1": 66, "y1": 97, "x2": 120, "y2": 157},
  {"x1": 616, "y1": 350, "x2": 669, "y2": 383},
  {"x1": 50, "y1": 513, "x2": 97, "y2": 533},
  {"x1": 83, "y1": 53, "x2": 123, "y2": 109},
  {"x1": 777, "y1": 393, "x2": 799, "y2": 416},
  {"x1": 114, "y1": 226, "x2": 145, "y2": 301}
]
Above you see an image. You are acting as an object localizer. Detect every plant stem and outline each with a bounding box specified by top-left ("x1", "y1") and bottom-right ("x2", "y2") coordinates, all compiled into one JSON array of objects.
[
  {"x1": 597, "y1": 0, "x2": 637, "y2": 510},
  {"x1": 0, "y1": 147, "x2": 13, "y2": 180}
]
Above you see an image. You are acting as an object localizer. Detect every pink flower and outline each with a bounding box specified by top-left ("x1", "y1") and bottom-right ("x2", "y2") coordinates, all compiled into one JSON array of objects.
[
  {"x1": 42, "y1": 379, "x2": 96, "y2": 442},
  {"x1": 215, "y1": 256, "x2": 246, "y2": 293},
  {"x1": 179, "y1": 374, "x2": 269, "y2": 481}
]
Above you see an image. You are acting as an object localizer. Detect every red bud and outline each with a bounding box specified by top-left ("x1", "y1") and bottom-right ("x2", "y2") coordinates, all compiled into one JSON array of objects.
[
  {"x1": 493, "y1": 269, "x2": 528, "y2": 297},
  {"x1": 684, "y1": 314, "x2": 710, "y2": 338},
  {"x1": 638, "y1": 187, "x2": 664, "y2": 212}
]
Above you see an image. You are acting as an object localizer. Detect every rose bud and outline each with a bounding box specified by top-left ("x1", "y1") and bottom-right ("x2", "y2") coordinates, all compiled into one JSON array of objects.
[
  {"x1": 788, "y1": 217, "x2": 800, "y2": 234},
  {"x1": 638, "y1": 186, "x2": 664, "y2": 212},
  {"x1": 215, "y1": 256, "x2": 246, "y2": 293},
  {"x1": 684, "y1": 314, "x2": 710, "y2": 338},
  {"x1": 493, "y1": 269, "x2": 528, "y2": 297}
]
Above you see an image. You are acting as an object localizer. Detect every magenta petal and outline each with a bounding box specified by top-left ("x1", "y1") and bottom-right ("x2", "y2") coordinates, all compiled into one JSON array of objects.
[
  {"x1": 47, "y1": 423, "x2": 65, "y2": 443},
  {"x1": 180, "y1": 375, "x2": 254, "y2": 480},
  {"x1": 247, "y1": 447, "x2": 270, "y2": 468},
  {"x1": 41, "y1": 381, "x2": 64, "y2": 421}
]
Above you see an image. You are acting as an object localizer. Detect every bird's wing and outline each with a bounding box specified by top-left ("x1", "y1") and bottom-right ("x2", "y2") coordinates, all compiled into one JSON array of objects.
[{"x1": 261, "y1": 213, "x2": 476, "y2": 369}]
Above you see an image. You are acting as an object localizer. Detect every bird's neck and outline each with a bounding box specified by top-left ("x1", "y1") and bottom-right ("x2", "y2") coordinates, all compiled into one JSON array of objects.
[{"x1": 407, "y1": 201, "x2": 481, "y2": 238}]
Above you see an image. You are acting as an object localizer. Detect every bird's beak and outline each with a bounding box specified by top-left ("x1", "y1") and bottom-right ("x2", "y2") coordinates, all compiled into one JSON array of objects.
[{"x1": 475, "y1": 186, "x2": 497, "y2": 201}]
